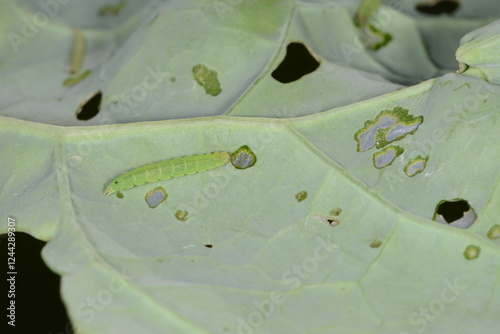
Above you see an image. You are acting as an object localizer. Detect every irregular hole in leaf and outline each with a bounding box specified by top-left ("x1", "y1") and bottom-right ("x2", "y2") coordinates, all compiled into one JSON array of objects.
[
  {"x1": 295, "y1": 191, "x2": 307, "y2": 202},
  {"x1": 145, "y1": 187, "x2": 168, "y2": 208},
  {"x1": 487, "y1": 225, "x2": 500, "y2": 240},
  {"x1": 463, "y1": 245, "x2": 480, "y2": 260},
  {"x1": 433, "y1": 199, "x2": 476, "y2": 228},
  {"x1": 313, "y1": 215, "x2": 340, "y2": 227},
  {"x1": 204, "y1": 244, "x2": 213, "y2": 248},
  {"x1": 416, "y1": 0, "x2": 460, "y2": 15},
  {"x1": 230, "y1": 145, "x2": 257, "y2": 169},
  {"x1": 0, "y1": 232, "x2": 73, "y2": 333},
  {"x1": 76, "y1": 91, "x2": 102, "y2": 121},
  {"x1": 175, "y1": 210, "x2": 189, "y2": 221},
  {"x1": 370, "y1": 240, "x2": 382, "y2": 248},
  {"x1": 271, "y1": 42, "x2": 320, "y2": 83}
]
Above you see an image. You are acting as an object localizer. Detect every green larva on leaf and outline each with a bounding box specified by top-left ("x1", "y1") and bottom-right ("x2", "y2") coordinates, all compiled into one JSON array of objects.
[{"x1": 104, "y1": 151, "x2": 230, "y2": 196}]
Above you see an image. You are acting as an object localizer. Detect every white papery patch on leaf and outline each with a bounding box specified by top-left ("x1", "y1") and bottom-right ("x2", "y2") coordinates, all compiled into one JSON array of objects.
[
  {"x1": 355, "y1": 107, "x2": 423, "y2": 152},
  {"x1": 145, "y1": 187, "x2": 167, "y2": 208},
  {"x1": 373, "y1": 145, "x2": 404, "y2": 169},
  {"x1": 404, "y1": 155, "x2": 429, "y2": 177}
]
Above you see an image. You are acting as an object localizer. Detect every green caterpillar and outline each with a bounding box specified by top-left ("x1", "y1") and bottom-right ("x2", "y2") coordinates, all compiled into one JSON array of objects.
[{"x1": 104, "y1": 151, "x2": 230, "y2": 196}]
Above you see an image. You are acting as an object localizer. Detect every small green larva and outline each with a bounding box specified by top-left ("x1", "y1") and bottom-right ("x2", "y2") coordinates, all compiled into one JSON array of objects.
[{"x1": 104, "y1": 151, "x2": 230, "y2": 196}]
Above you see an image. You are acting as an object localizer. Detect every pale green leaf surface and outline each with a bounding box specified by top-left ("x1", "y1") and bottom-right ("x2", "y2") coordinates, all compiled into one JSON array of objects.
[
  {"x1": 1, "y1": 71, "x2": 500, "y2": 333},
  {"x1": 1, "y1": 0, "x2": 496, "y2": 125},
  {"x1": 1, "y1": 1, "x2": 500, "y2": 333}
]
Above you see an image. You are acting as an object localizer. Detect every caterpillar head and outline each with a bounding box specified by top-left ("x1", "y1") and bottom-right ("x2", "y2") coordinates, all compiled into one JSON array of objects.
[{"x1": 104, "y1": 178, "x2": 124, "y2": 196}]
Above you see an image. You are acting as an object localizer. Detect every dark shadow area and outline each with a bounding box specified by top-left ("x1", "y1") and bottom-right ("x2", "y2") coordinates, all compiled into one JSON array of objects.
[
  {"x1": 77, "y1": 91, "x2": 102, "y2": 121},
  {"x1": 271, "y1": 42, "x2": 320, "y2": 83},
  {"x1": 1, "y1": 231, "x2": 73, "y2": 334},
  {"x1": 416, "y1": 0, "x2": 460, "y2": 15},
  {"x1": 435, "y1": 199, "x2": 470, "y2": 223}
]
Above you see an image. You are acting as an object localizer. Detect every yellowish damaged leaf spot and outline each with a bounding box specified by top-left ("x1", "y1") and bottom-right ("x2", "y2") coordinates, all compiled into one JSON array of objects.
[
  {"x1": 295, "y1": 191, "x2": 307, "y2": 202},
  {"x1": 487, "y1": 225, "x2": 500, "y2": 240},
  {"x1": 99, "y1": 0, "x2": 127, "y2": 16},
  {"x1": 175, "y1": 210, "x2": 189, "y2": 221},
  {"x1": 463, "y1": 245, "x2": 480, "y2": 260},
  {"x1": 329, "y1": 208, "x2": 342, "y2": 216},
  {"x1": 192, "y1": 64, "x2": 222, "y2": 96}
]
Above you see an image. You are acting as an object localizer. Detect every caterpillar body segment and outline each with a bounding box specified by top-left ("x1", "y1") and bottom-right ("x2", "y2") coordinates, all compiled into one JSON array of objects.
[{"x1": 104, "y1": 151, "x2": 230, "y2": 196}]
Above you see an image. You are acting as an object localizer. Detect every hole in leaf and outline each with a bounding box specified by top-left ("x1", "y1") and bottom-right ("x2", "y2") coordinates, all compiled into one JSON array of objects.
[
  {"x1": 416, "y1": 0, "x2": 460, "y2": 15},
  {"x1": 1, "y1": 232, "x2": 73, "y2": 333},
  {"x1": 271, "y1": 42, "x2": 320, "y2": 83},
  {"x1": 204, "y1": 244, "x2": 213, "y2": 248},
  {"x1": 76, "y1": 91, "x2": 102, "y2": 121},
  {"x1": 433, "y1": 199, "x2": 476, "y2": 228}
]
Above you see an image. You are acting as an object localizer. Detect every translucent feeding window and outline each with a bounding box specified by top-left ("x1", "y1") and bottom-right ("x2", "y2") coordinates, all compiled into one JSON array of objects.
[
  {"x1": 433, "y1": 199, "x2": 476, "y2": 229},
  {"x1": 271, "y1": 42, "x2": 320, "y2": 83}
]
